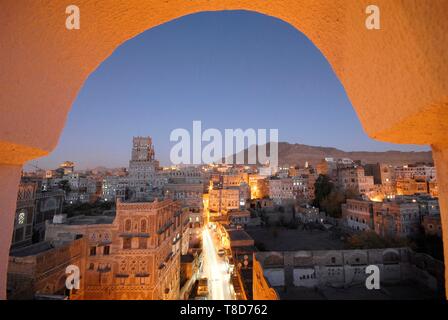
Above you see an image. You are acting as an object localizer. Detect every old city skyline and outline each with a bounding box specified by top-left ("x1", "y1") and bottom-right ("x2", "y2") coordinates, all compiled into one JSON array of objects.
[{"x1": 10, "y1": 134, "x2": 443, "y2": 301}]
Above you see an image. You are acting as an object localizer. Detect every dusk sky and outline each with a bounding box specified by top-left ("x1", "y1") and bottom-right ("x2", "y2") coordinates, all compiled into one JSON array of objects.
[{"x1": 27, "y1": 11, "x2": 429, "y2": 171}]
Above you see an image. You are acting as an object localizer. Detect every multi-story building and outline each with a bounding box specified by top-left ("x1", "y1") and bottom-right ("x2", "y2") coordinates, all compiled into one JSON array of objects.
[
  {"x1": 11, "y1": 183, "x2": 37, "y2": 249},
  {"x1": 222, "y1": 173, "x2": 249, "y2": 188},
  {"x1": 159, "y1": 166, "x2": 205, "y2": 185},
  {"x1": 60, "y1": 161, "x2": 75, "y2": 175},
  {"x1": 11, "y1": 179, "x2": 65, "y2": 247},
  {"x1": 248, "y1": 175, "x2": 269, "y2": 199},
  {"x1": 208, "y1": 172, "x2": 251, "y2": 214},
  {"x1": 395, "y1": 164, "x2": 436, "y2": 181},
  {"x1": 396, "y1": 178, "x2": 429, "y2": 195},
  {"x1": 341, "y1": 199, "x2": 374, "y2": 231},
  {"x1": 33, "y1": 189, "x2": 65, "y2": 242},
  {"x1": 65, "y1": 172, "x2": 86, "y2": 191},
  {"x1": 295, "y1": 204, "x2": 322, "y2": 224},
  {"x1": 7, "y1": 237, "x2": 86, "y2": 300},
  {"x1": 127, "y1": 136, "x2": 160, "y2": 200},
  {"x1": 364, "y1": 163, "x2": 396, "y2": 199},
  {"x1": 394, "y1": 195, "x2": 440, "y2": 216},
  {"x1": 268, "y1": 178, "x2": 295, "y2": 205},
  {"x1": 418, "y1": 197, "x2": 440, "y2": 216},
  {"x1": 337, "y1": 166, "x2": 375, "y2": 195},
  {"x1": 209, "y1": 187, "x2": 241, "y2": 213},
  {"x1": 373, "y1": 200, "x2": 420, "y2": 238},
  {"x1": 45, "y1": 198, "x2": 186, "y2": 300},
  {"x1": 57, "y1": 172, "x2": 100, "y2": 204},
  {"x1": 364, "y1": 163, "x2": 396, "y2": 186},
  {"x1": 228, "y1": 210, "x2": 251, "y2": 227},
  {"x1": 291, "y1": 174, "x2": 316, "y2": 203},
  {"x1": 101, "y1": 175, "x2": 129, "y2": 201},
  {"x1": 179, "y1": 252, "x2": 203, "y2": 300},
  {"x1": 277, "y1": 165, "x2": 291, "y2": 178},
  {"x1": 257, "y1": 165, "x2": 276, "y2": 177},
  {"x1": 163, "y1": 183, "x2": 204, "y2": 228}
]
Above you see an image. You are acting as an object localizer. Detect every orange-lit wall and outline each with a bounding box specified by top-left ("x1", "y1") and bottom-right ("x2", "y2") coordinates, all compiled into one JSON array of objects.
[
  {"x1": 252, "y1": 256, "x2": 279, "y2": 300},
  {"x1": 0, "y1": 0, "x2": 448, "y2": 299}
]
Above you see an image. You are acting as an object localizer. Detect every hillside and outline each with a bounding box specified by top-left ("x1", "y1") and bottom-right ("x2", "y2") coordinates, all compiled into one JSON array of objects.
[{"x1": 229, "y1": 142, "x2": 433, "y2": 166}]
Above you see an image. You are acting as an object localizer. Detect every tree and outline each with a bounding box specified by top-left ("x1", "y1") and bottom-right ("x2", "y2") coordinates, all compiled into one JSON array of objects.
[
  {"x1": 321, "y1": 190, "x2": 345, "y2": 218},
  {"x1": 314, "y1": 175, "x2": 359, "y2": 218},
  {"x1": 313, "y1": 174, "x2": 334, "y2": 207},
  {"x1": 346, "y1": 231, "x2": 410, "y2": 249}
]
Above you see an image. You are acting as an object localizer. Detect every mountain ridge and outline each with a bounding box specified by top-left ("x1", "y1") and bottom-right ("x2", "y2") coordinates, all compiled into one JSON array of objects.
[{"x1": 230, "y1": 142, "x2": 433, "y2": 167}]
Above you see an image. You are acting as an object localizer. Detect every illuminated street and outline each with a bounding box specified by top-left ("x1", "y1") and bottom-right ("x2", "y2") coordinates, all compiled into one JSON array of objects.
[{"x1": 202, "y1": 227, "x2": 235, "y2": 300}]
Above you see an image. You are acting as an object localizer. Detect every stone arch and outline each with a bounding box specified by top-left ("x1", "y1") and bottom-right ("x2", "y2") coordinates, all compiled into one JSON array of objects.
[
  {"x1": 382, "y1": 248, "x2": 401, "y2": 265},
  {"x1": 124, "y1": 219, "x2": 132, "y2": 232},
  {"x1": 0, "y1": 0, "x2": 448, "y2": 299},
  {"x1": 140, "y1": 218, "x2": 148, "y2": 233}
]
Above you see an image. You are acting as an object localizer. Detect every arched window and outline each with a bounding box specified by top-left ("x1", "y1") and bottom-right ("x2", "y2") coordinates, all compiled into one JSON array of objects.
[
  {"x1": 140, "y1": 219, "x2": 147, "y2": 233},
  {"x1": 125, "y1": 219, "x2": 132, "y2": 232},
  {"x1": 383, "y1": 250, "x2": 400, "y2": 265}
]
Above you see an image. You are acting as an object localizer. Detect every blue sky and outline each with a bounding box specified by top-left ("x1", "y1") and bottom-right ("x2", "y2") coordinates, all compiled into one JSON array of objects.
[{"x1": 27, "y1": 10, "x2": 429, "y2": 170}]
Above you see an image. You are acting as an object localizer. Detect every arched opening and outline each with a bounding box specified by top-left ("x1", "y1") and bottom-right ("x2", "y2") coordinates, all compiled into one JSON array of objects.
[{"x1": 1, "y1": 1, "x2": 447, "y2": 300}]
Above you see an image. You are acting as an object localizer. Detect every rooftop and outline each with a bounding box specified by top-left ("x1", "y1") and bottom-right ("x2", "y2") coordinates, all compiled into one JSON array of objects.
[
  {"x1": 228, "y1": 229, "x2": 253, "y2": 241},
  {"x1": 10, "y1": 242, "x2": 56, "y2": 257},
  {"x1": 228, "y1": 210, "x2": 251, "y2": 217},
  {"x1": 57, "y1": 214, "x2": 115, "y2": 225},
  {"x1": 9, "y1": 239, "x2": 79, "y2": 257}
]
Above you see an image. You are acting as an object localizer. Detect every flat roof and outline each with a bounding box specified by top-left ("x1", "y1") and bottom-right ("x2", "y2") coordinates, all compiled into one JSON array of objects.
[
  {"x1": 229, "y1": 210, "x2": 250, "y2": 216},
  {"x1": 228, "y1": 229, "x2": 253, "y2": 241},
  {"x1": 58, "y1": 215, "x2": 115, "y2": 225},
  {"x1": 10, "y1": 241, "x2": 55, "y2": 257}
]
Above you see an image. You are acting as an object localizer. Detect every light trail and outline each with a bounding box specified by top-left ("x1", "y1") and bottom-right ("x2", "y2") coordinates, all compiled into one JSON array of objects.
[{"x1": 202, "y1": 228, "x2": 234, "y2": 300}]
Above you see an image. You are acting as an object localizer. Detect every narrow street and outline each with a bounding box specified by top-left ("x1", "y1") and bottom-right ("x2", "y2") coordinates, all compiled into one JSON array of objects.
[{"x1": 202, "y1": 227, "x2": 235, "y2": 300}]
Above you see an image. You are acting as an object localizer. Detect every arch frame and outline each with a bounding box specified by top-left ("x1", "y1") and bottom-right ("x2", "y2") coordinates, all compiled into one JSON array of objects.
[{"x1": 0, "y1": 0, "x2": 448, "y2": 299}]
